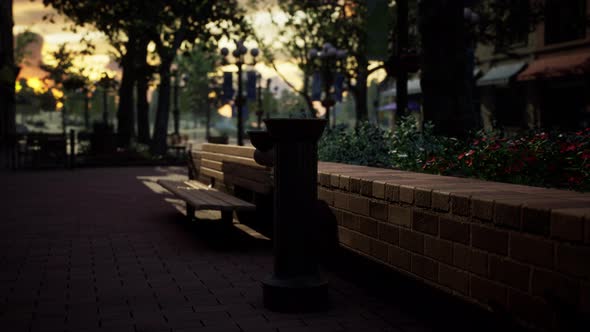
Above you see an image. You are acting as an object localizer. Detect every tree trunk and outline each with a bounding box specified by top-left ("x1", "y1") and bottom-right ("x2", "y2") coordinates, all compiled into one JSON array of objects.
[
  {"x1": 0, "y1": 0, "x2": 16, "y2": 142},
  {"x1": 136, "y1": 38, "x2": 150, "y2": 144},
  {"x1": 419, "y1": 0, "x2": 467, "y2": 138},
  {"x1": 116, "y1": 40, "x2": 137, "y2": 147},
  {"x1": 395, "y1": 0, "x2": 409, "y2": 123},
  {"x1": 354, "y1": 56, "x2": 369, "y2": 124},
  {"x1": 151, "y1": 61, "x2": 172, "y2": 155}
]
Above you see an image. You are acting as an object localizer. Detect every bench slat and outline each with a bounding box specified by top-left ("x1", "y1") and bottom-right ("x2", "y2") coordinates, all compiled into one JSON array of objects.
[
  {"x1": 158, "y1": 180, "x2": 211, "y2": 207},
  {"x1": 197, "y1": 151, "x2": 265, "y2": 169},
  {"x1": 158, "y1": 180, "x2": 255, "y2": 211},
  {"x1": 201, "y1": 143, "x2": 255, "y2": 158}
]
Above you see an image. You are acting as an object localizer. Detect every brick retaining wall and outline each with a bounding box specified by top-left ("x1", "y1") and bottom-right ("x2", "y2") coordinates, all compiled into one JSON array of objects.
[{"x1": 317, "y1": 162, "x2": 590, "y2": 331}]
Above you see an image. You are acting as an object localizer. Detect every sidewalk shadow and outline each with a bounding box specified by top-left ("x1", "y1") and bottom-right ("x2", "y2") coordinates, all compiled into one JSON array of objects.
[{"x1": 172, "y1": 212, "x2": 272, "y2": 252}]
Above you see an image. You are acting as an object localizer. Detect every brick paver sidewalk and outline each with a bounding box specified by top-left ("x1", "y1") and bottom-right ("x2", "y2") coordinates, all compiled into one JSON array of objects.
[{"x1": 0, "y1": 167, "x2": 444, "y2": 332}]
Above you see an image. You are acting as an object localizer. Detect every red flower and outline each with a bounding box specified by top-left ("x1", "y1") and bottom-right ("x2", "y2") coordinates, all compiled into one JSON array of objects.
[
  {"x1": 568, "y1": 176, "x2": 582, "y2": 185},
  {"x1": 582, "y1": 150, "x2": 590, "y2": 160},
  {"x1": 473, "y1": 139, "x2": 480, "y2": 146},
  {"x1": 523, "y1": 155, "x2": 537, "y2": 163},
  {"x1": 560, "y1": 143, "x2": 577, "y2": 153},
  {"x1": 488, "y1": 143, "x2": 501, "y2": 151},
  {"x1": 458, "y1": 152, "x2": 466, "y2": 160}
]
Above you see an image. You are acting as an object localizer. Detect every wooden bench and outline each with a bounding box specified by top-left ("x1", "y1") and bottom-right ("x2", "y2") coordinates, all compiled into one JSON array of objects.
[{"x1": 157, "y1": 179, "x2": 255, "y2": 224}]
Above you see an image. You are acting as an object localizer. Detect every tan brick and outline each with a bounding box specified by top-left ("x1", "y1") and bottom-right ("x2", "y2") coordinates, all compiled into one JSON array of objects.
[
  {"x1": 319, "y1": 172, "x2": 331, "y2": 186},
  {"x1": 388, "y1": 205, "x2": 412, "y2": 228},
  {"x1": 351, "y1": 231, "x2": 371, "y2": 254},
  {"x1": 370, "y1": 239, "x2": 389, "y2": 262},
  {"x1": 411, "y1": 254, "x2": 438, "y2": 282},
  {"x1": 439, "y1": 264, "x2": 469, "y2": 295},
  {"x1": 389, "y1": 246, "x2": 411, "y2": 271},
  {"x1": 471, "y1": 275, "x2": 507, "y2": 308},
  {"x1": 493, "y1": 200, "x2": 522, "y2": 229},
  {"x1": 510, "y1": 233, "x2": 554, "y2": 269},
  {"x1": 369, "y1": 200, "x2": 388, "y2": 221},
  {"x1": 472, "y1": 197, "x2": 493, "y2": 221},
  {"x1": 331, "y1": 207, "x2": 344, "y2": 225},
  {"x1": 330, "y1": 174, "x2": 340, "y2": 188},
  {"x1": 489, "y1": 255, "x2": 531, "y2": 291},
  {"x1": 399, "y1": 228, "x2": 424, "y2": 254},
  {"x1": 333, "y1": 191, "x2": 349, "y2": 210},
  {"x1": 424, "y1": 236, "x2": 453, "y2": 265},
  {"x1": 359, "y1": 216, "x2": 378, "y2": 237},
  {"x1": 531, "y1": 269, "x2": 579, "y2": 306},
  {"x1": 378, "y1": 223, "x2": 399, "y2": 245},
  {"x1": 414, "y1": 188, "x2": 432, "y2": 208},
  {"x1": 453, "y1": 244, "x2": 488, "y2": 276},
  {"x1": 439, "y1": 217, "x2": 470, "y2": 245},
  {"x1": 372, "y1": 181, "x2": 386, "y2": 199},
  {"x1": 399, "y1": 185, "x2": 414, "y2": 204},
  {"x1": 338, "y1": 175, "x2": 350, "y2": 191},
  {"x1": 412, "y1": 210, "x2": 439, "y2": 236},
  {"x1": 318, "y1": 188, "x2": 334, "y2": 206},
  {"x1": 385, "y1": 183, "x2": 399, "y2": 203},
  {"x1": 341, "y1": 212, "x2": 360, "y2": 231},
  {"x1": 338, "y1": 227, "x2": 353, "y2": 247},
  {"x1": 349, "y1": 177, "x2": 362, "y2": 194},
  {"x1": 432, "y1": 191, "x2": 450, "y2": 212},
  {"x1": 360, "y1": 179, "x2": 373, "y2": 197},
  {"x1": 508, "y1": 289, "x2": 554, "y2": 331},
  {"x1": 522, "y1": 205, "x2": 550, "y2": 236},
  {"x1": 471, "y1": 225, "x2": 508, "y2": 255},
  {"x1": 556, "y1": 244, "x2": 590, "y2": 278},
  {"x1": 450, "y1": 194, "x2": 471, "y2": 216},
  {"x1": 469, "y1": 249, "x2": 489, "y2": 277},
  {"x1": 349, "y1": 195, "x2": 370, "y2": 216},
  {"x1": 551, "y1": 209, "x2": 585, "y2": 242}
]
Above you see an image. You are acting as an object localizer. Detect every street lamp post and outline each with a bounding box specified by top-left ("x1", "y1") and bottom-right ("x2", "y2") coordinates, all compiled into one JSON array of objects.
[
  {"x1": 98, "y1": 72, "x2": 113, "y2": 126},
  {"x1": 220, "y1": 40, "x2": 259, "y2": 146},
  {"x1": 309, "y1": 43, "x2": 347, "y2": 127}
]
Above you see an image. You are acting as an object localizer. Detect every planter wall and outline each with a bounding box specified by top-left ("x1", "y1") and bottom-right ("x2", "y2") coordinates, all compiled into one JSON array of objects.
[{"x1": 317, "y1": 161, "x2": 590, "y2": 331}]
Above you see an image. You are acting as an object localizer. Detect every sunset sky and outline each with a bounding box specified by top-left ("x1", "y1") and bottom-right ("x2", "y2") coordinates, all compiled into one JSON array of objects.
[{"x1": 13, "y1": 0, "x2": 385, "y2": 94}]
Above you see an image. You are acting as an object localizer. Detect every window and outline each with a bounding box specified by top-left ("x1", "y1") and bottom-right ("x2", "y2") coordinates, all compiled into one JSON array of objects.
[
  {"x1": 544, "y1": 0, "x2": 587, "y2": 45},
  {"x1": 495, "y1": 0, "x2": 531, "y2": 50}
]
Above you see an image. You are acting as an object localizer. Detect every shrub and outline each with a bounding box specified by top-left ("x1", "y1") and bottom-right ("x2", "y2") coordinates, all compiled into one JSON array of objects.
[
  {"x1": 318, "y1": 122, "x2": 395, "y2": 168},
  {"x1": 318, "y1": 118, "x2": 590, "y2": 191}
]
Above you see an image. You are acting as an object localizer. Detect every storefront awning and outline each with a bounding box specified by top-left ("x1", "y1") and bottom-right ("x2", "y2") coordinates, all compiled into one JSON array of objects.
[
  {"x1": 384, "y1": 68, "x2": 482, "y2": 97},
  {"x1": 517, "y1": 51, "x2": 590, "y2": 81},
  {"x1": 477, "y1": 62, "x2": 527, "y2": 86}
]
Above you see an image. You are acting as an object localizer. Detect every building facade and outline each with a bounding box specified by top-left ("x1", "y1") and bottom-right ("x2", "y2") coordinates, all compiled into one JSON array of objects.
[{"x1": 476, "y1": 0, "x2": 590, "y2": 132}]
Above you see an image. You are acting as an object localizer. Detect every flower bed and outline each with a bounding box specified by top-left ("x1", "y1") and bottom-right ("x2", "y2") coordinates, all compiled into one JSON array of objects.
[{"x1": 318, "y1": 119, "x2": 590, "y2": 192}]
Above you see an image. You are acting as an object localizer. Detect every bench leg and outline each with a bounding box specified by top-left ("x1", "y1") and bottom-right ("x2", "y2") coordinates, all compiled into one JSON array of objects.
[
  {"x1": 221, "y1": 210, "x2": 234, "y2": 225},
  {"x1": 186, "y1": 203, "x2": 195, "y2": 221}
]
